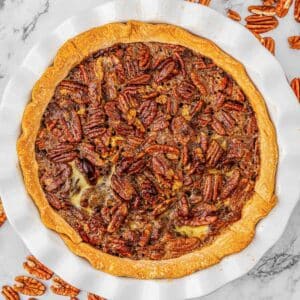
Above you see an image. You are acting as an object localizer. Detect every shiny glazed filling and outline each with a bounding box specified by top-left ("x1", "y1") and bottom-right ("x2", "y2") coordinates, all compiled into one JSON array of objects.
[{"x1": 35, "y1": 42, "x2": 260, "y2": 260}]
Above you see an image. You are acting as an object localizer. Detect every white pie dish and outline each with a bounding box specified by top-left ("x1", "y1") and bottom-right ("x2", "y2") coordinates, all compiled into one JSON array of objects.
[{"x1": 0, "y1": 0, "x2": 300, "y2": 299}]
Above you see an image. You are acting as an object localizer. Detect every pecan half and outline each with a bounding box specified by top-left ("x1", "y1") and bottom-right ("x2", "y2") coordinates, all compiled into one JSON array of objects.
[
  {"x1": 190, "y1": 72, "x2": 207, "y2": 95},
  {"x1": 291, "y1": 78, "x2": 300, "y2": 101},
  {"x1": 245, "y1": 15, "x2": 278, "y2": 33},
  {"x1": 295, "y1": 0, "x2": 300, "y2": 21},
  {"x1": 203, "y1": 174, "x2": 222, "y2": 202},
  {"x1": 1, "y1": 286, "x2": 19, "y2": 300},
  {"x1": 23, "y1": 255, "x2": 53, "y2": 280},
  {"x1": 206, "y1": 140, "x2": 224, "y2": 167},
  {"x1": 152, "y1": 154, "x2": 174, "y2": 179},
  {"x1": 111, "y1": 174, "x2": 135, "y2": 201},
  {"x1": 127, "y1": 74, "x2": 151, "y2": 85},
  {"x1": 47, "y1": 143, "x2": 77, "y2": 163},
  {"x1": 288, "y1": 36, "x2": 300, "y2": 49},
  {"x1": 276, "y1": 0, "x2": 293, "y2": 17},
  {"x1": 50, "y1": 276, "x2": 80, "y2": 297},
  {"x1": 107, "y1": 203, "x2": 128, "y2": 233},
  {"x1": 13, "y1": 276, "x2": 46, "y2": 296},
  {"x1": 138, "y1": 99, "x2": 157, "y2": 127},
  {"x1": 0, "y1": 199, "x2": 7, "y2": 227},
  {"x1": 88, "y1": 293, "x2": 106, "y2": 300},
  {"x1": 261, "y1": 37, "x2": 275, "y2": 54},
  {"x1": 248, "y1": 5, "x2": 276, "y2": 16},
  {"x1": 227, "y1": 9, "x2": 241, "y2": 21},
  {"x1": 221, "y1": 170, "x2": 240, "y2": 198},
  {"x1": 153, "y1": 197, "x2": 177, "y2": 216},
  {"x1": 166, "y1": 237, "x2": 200, "y2": 258},
  {"x1": 145, "y1": 144, "x2": 180, "y2": 157},
  {"x1": 176, "y1": 81, "x2": 196, "y2": 100},
  {"x1": 156, "y1": 60, "x2": 176, "y2": 83},
  {"x1": 139, "y1": 224, "x2": 152, "y2": 246},
  {"x1": 78, "y1": 143, "x2": 104, "y2": 167}
]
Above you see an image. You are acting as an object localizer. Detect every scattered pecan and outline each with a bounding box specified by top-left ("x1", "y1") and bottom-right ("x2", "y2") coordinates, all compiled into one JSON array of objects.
[
  {"x1": 1, "y1": 285, "x2": 20, "y2": 300},
  {"x1": 261, "y1": 37, "x2": 276, "y2": 54},
  {"x1": 248, "y1": 5, "x2": 276, "y2": 16},
  {"x1": 88, "y1": 293, "x2": 106, "y2": 300},
  {"x1": 50, "y1": 276, "x2": 80, "y2": 297},
  {"x1": 288, "y1": 36, "x2": 300, "y2": 49},
  {"x1": 291, "y1": 78, "x2": 300, "y2": 101},
  {"x1": 23, "y1": 255, "x2": 53, "y2": 280},
  {"x1": 245, "y1": 15, "x2": 278, "y2": 33},
  {"x1": 227, "y1": 9, "x2": 241, "y2": 21},
  {"x1": 186, "y1": 0, "x2": 211, "y2": 5},
  {"x1": 13, "y1": 276, "x2": 46, "y2": 296},
  {"x1": 276, "y1": 0, "x2": 293, "y2": 17},
  {"x1": 295, "y1": 0, "x2": 300, "y2": 21},
  {"x1": 0, "y1": 199, "x2": 7, "y2": 227}
]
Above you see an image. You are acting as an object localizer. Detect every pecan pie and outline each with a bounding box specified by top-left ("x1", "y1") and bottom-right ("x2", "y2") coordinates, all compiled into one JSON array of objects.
[{"x1": 17, "y1": 21, "x2": 278, "y2": 279}]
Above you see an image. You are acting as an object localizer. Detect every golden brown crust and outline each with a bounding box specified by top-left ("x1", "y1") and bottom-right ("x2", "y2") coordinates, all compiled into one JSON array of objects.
[{"x1": 17, "y1": 21, "x2": 278, "y2": 279}]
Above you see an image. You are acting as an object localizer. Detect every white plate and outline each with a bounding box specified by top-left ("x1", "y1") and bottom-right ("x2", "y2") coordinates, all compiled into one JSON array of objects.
[{"x1": 0, "y1": 0, "x2": 300, "y2": 299}]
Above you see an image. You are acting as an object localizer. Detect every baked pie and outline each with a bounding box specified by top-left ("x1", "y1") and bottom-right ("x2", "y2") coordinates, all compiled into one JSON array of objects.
[{"x1": 17, "y1": 21, "x2": 278, "y2": 279}]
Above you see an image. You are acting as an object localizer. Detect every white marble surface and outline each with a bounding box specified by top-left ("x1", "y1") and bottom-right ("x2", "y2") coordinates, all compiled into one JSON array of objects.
[{"x1": 0, "y1": 0, "x2": 299, "y2": 299}]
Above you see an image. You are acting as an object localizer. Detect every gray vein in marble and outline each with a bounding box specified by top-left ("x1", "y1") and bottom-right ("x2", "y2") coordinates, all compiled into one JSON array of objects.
[
  {"x1": 22, "y1": 0, "x2": 49, "y2": 41},
  {"x1": 0, "y1": 0, "x2": 5, "y2": 10},
  {"x1": 249, "y1": 253, "x2": 300, "y2": 279}
]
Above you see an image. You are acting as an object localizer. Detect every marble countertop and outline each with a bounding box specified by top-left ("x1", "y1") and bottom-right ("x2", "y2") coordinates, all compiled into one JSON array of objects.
[{"x1": 0, "y1": 0, "x2": 299, "y2": 299}]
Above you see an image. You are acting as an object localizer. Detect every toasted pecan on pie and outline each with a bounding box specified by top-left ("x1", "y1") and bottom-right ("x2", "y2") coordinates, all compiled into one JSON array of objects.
[{"x1": 17, "y1": 21, "x2": 277, "y2": 279}]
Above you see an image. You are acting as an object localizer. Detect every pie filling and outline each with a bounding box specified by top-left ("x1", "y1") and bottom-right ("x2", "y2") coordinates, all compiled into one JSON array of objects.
[{"x1": 35, "y1": 42, "x2": 260, "y2": 260}]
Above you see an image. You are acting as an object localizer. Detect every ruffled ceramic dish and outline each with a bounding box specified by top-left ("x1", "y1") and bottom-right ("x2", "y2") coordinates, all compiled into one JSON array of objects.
[{"x1": 0, "y1": 0, "x2": 300, "y2": 299}]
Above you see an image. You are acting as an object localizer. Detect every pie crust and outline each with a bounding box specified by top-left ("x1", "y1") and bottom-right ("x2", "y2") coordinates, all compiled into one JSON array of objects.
[{"x1": 17, "y1": 21, "x2": 278, "y2": 279}]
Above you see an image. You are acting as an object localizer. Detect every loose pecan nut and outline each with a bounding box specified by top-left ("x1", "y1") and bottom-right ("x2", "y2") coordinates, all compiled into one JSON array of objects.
[
  {"x1": 288, "y1": 36, "x2": 300, "y2": 49},
  {"x1": 50, "y1": 276, "x2": 80, "y2": 297},
  {"x1": 88, "y1": 293, "x2": 106, "y2": 300},
  {"x1": 1, "y1": 286, "x2": 20, "y2": 300},
  {"x1": 227, "y1": 9, "x2": 241, "y2": 21},
  {"x1": 295, "y1": 0, "x2": 300, "y2": 21},
  {"x1": 248, "y1": 5, "x2": 276, "y2": 16},
  {"x1": 261, "y1": 37, "x2": 276, "y2": 54},
  {"x1": 13, "y1": 276, "x2": 46, "y2": 296},
  {"x1": 245, "y1": 15, "x2": 278, "y2": 33},
  {"x1": 276, "y1": 0, "x2": 293, "y2": 17},
  {"x1": 0, "y1": 199, "x2": 7, "y2": 227},
  {"x1": 23, "y1": 255, "x2": 53, "y2": 280},
  {"x1": 291, "y1": 78, "x2": 300, "y2": 101}
]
